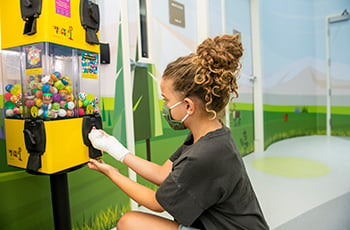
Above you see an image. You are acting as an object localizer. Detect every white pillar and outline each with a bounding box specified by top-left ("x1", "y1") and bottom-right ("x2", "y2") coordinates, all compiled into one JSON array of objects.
[
  {"x1": 197, "y1": 0, "x2": 209, "y2": 43},
  {"x1": 325, "y1": 17, "x2": 331, "y2": 136},
  {"x1": 221, "y1": 0, "x2": 231, "y2": 128},
  {"x1": 250, "y1": 0, "x2": 264, "y2": 153},
  {"x1": 324, "y1": 10, "x2": 350, "y2": 136},
  {"x1": 121, "y1": 0, "x2": 138, "y2": 211}
]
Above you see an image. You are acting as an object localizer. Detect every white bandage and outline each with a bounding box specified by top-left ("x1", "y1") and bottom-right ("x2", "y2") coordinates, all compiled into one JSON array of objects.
[{"x1": 88, "y1": 129, "x2": 129, "y2": 162}]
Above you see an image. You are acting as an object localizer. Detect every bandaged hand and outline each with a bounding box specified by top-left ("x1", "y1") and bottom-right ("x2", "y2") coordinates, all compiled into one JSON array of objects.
[{"x1": 88, "y1": 128, "x2": 130, "y2": 162}]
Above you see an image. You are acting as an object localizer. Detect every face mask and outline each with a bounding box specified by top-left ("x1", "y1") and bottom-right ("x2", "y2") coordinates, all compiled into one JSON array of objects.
[{"x1": 162, "y1": 101, "x2": 189, "y2": 130}]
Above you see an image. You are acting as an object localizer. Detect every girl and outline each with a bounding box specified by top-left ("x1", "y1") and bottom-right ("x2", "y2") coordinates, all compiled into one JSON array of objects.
[{"x1": 88, "y1": 34, "x2": 269, "y2": 230}]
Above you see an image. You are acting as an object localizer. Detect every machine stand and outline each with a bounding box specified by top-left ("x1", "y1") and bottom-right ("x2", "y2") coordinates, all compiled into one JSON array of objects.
[{"x1": 50, "y1": 173, "x2": 72, "y2": 230}]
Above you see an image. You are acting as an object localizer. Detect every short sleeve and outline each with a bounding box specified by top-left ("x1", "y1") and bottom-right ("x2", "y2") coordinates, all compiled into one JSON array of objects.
[
  {"x1": 169, "y1": 146, "x2": 183, "y2": 162},
  {"x1": 156, "y1": 148, "x2": 233, "y2": 226},
  {"x1": 169, "y1": 133, "x2": 194, "y2": 162},
  {"x1": 156, "y1": 173, "x2": 204, "y2": 226}
]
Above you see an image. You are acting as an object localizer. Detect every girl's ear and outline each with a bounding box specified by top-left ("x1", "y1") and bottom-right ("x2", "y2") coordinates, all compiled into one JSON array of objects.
[{"x1": 184, "y1": 97, "x2": 195, "y2": 115}]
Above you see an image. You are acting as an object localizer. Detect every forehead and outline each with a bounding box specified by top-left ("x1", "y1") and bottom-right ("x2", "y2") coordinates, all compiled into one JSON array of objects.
[
  {"x1": 160, "y1": 78, "x2": 172, "y2": 96},
  {"x1": 160, "y1": 78, "x2": 181, "y2": 99}
]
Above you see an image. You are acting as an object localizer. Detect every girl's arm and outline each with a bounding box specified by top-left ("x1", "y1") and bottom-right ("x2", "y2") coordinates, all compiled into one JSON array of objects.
[
  {"x1": 88, "y1": 128, "x2": 172, "y2": 186},
  {"x1": 123, "y1": 153, "x2": 172, "y2": 186},
  {"x1": 88, "y1": 159, "x2": 165, "y2": 212}
]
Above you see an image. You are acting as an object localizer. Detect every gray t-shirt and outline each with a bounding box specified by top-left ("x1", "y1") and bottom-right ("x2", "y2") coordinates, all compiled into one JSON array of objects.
[{"x1": 156, "y1": 126, "x2": 269, "y2": 230}]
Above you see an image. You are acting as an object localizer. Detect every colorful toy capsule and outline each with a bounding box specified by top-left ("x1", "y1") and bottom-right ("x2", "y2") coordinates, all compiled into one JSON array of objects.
[
  {"x1": 4, "y1": 92, "x2": 12, "y2": 101},
  {"x1": 25, "y1": 99, "x2": 36, "y2": 107},
  {"x1": 5, "y1": 101, "x2": 16, "y2": 109},
  {"x1": 61, "y1": 78, "x2": 69, "y2": 86},
  {"x1": 52, "y1": 102, "x2": 60, "y2": 111},
  {"x1": 29, "y1": 81, "x2": 39, "y2": 90},
  {"x1": 93, "y1": 97, "x2": 100, "y2": 104},
  {"x1": 41, "y1": 84, "x2": 51, "y2": 93},
  {"x1": 34, "y1": 90, "x2": 43, "y2": 99},
  {"x1": 60, "y1": 100, "x2": 67, "y2": 108},
  {"x1": 58, "y1": 109, "x2": 67, "y2": 117},
  {"x1": 5, "y1": 84, "x2": 13, "y2": 92},
  {"x1": 52, "y1": 87, "x2": 58, "y2": 94},
  {"x1": 37, "y1": 83, "x2": 43, "y2": 90},
  {"x1": 86, "y1": 93, "x2": 95, "y2": 102},
  {"x1": 86, "y1": 104, "x2": 94, "y2": 114},
  {"x1": 66, "y1": 94, "x2": 74, "y2": 102},
  {"x1": 59, "y1": 89, "x2": 67, "y2": 98},
  {"x1": 78, "y1": 92, "x2": 86, "y2": 100},
  {"x1": 27, "y1": 76, "x2": 35, "y2": 82},
  {"x1": 10, "y1": 84, "x2": 21, "y2": 95},
  {"x1": 10, "y1": 95, "x2": 18, "y2": 103},
  {"x1": 66, "y1": 110, "x2": 73, "y2": 117},
  {"x1": 16, "y1": 100, "x2": 22, "y2": 107},
  {"x1": 47, "y1": 110, "x2": 57, "y2": 119},
  {"x1": 51, "y1": 71, "x2": 61, "y2": 81},
  {"x1": 6, "y1": 109, "x2": 14, "y2": 117},
  {"x1": 35, "y1": 98, "x2": 43, "y2": 107},
  {"x1": 31, "y1": 106, "x2": 39, "y2": 118},
  {"x1": 78, "y1": 108, "x2": 85, "y2": 116},
  {"x1": 67, "y1": 101, "x2": 75, "y2": 110},
  {"x1": 41, "y1": 75, "x2": 50, "y2": 84},
  {"x1": 54, "y1": 80, "x2": 65, "y2": 90},
  {"x1": 13, "y1": 107, "x2": 20, "y2": 115},
  {"x1": 53, "y1": 93, "x2": 61, "y2": 102},
  {"x1": 82, "y1": 99, "x2": 90, "y2": 107},
  {"x1": 19, "y1": 106, "x2": 23, "y2": 115},
  {"x1": 65, "y1": 86, "x2": 73, "y2": 94}
]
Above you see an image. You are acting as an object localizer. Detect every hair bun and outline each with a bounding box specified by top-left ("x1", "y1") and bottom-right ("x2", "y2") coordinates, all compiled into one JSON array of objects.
[{"x1": 196, "y1": 34, "x2": 243, "y2": 73}]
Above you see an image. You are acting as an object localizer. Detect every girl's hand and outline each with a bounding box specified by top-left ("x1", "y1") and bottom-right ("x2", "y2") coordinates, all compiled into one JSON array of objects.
[
  {"x1": 88, "y1": 128, "x2": 130, "y2": 162},
  {"x1": 87, "y1": 158, "x2": 118, "y2": 176}
]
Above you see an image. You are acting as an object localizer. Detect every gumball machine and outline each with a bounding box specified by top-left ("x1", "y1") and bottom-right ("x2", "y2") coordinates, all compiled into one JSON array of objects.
[{"x1": 1, "y1": 0, "x2": 102, "y2": 229}]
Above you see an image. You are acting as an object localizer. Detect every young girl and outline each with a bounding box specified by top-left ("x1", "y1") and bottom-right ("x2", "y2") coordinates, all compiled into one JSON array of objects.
[{"x1": 88, "y1": 34, "x2": 269, "y2": 230}]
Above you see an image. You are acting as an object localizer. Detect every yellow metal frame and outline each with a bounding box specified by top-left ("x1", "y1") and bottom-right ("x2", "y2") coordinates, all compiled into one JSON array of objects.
[
  {"x1": 0, "y1": 0, "x2": 99, "y2": 53},
  {"x1": 5, "y1": 118, "x2": 89, "y2": 174}
]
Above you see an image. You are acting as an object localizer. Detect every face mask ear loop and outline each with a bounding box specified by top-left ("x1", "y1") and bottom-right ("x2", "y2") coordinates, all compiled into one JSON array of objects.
[
  {"x1": 169, "y1": 101, "x2": 183, "y2": 110},
  {"x1": 181, "y1": 112, "x2": 190, "y2": 122}
]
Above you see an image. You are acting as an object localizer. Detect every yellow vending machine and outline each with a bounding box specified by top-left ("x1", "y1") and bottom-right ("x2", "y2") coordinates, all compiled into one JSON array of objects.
[{"x1": 1, "y1": 0, "x2": 102, "y2": 229}]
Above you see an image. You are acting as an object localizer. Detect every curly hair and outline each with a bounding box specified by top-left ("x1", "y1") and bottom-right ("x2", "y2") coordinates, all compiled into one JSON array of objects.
[{"x1": 163, "y1": 34, "x2": 243, "y2": 119}]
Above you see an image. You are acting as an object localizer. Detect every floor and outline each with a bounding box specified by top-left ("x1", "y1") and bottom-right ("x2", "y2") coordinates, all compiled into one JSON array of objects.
[
  {"x1": 113, "y1": 135, "x2": 350, "y2": 230},
  {"x1": 244, "y1": 135, "x2": 350, "y2": 230}
]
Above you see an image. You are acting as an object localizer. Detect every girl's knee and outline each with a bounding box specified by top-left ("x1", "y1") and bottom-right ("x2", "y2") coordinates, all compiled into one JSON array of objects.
[{"x1": 116, "y1": 211, "x2": 138, "y2": 230}]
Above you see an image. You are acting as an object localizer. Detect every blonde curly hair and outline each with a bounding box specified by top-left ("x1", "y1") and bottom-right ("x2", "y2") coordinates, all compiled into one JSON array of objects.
[{"x1": 163, "y1": 34, "x2": 243, "y2": 120}]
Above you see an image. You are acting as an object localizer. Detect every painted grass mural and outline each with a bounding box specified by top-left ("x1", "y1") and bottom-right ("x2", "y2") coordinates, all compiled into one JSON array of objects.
[{"x1": 0, "y1": 153, "x2": 130, "y2": 229}]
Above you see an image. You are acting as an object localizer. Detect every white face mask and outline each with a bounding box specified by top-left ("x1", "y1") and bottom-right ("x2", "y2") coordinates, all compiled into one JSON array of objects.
[{"x1": 162, "y1": 101, "x2": 189, "y2": 130}]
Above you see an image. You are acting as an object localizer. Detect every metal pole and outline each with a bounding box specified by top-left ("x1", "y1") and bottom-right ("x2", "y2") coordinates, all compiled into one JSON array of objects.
[
  {"x1": 50, "y1": 173, "x2": 72, "y2": 230},
  {"x1": 146, "y1": 138, "x2": 151, "y2": 161}
]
